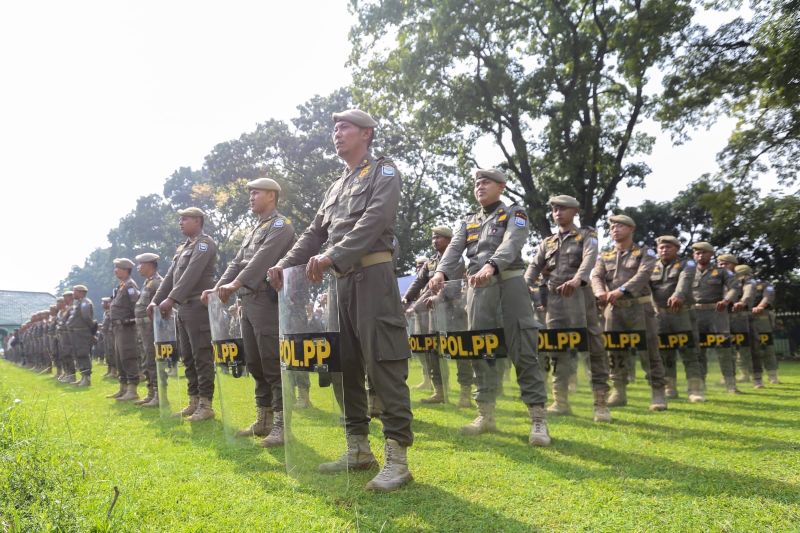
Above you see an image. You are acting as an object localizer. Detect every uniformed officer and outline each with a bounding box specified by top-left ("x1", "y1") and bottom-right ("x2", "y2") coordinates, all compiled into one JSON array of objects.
[
  {"x1": 68, "y1": 284, "x2": 96, "y2": 387},
  {"x1": 591, "y1": 214, "x2": 667, "y2": 410},
  {"x1": 649, "y1": 235, "x2": 704, "y2": 401},
  {"x1": 149, "y1": 207, "x2": 218, "y2": 422},
  {"x1": 106, "y1": 258, "x2": 141, "y2": 401},
  {"x1": 690, "y1": 242, "x2": 741, "y2": 394},
  {"x1": 56, "y1": 291, "x2": 75, "y2": 382},
  {"x1": 100, "y1": 297, "x2": 115, "y2": 378},
  {"x1": 525, "y1": 194, "x2": 611, "y2": 422},
  {"x1": 134, "y1": 253, "x2": 163, "y2": 407},
  {"x1": 430, "y1": 168, "x2": 552, "y2": 445},
  {"x1": 717, "y1": 254, "x2": 756, "y2": 383},
  {"x1": 48, "y1": 301, "x2": 62, "y2": 378},
  {"x1": 746, "y1": 267, "x2": 780, "y2": 386},
  {"x1": 269, "y1": 109, "x2": 413, "y2": 492},
  {"x1": 204, "y1": 177, "x2": 296, "y2": 446},
  {"x1": 406, "y1": 255, "x2": 433, "y2": 391},
  {"x1": 403, "y1": 226, "x2": 472, "y2": 406}
]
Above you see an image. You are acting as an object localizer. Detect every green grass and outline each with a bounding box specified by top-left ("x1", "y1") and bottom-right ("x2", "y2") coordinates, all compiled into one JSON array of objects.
[{"x1": 1, "y1": 358, "x2": 799, "y2": 532}]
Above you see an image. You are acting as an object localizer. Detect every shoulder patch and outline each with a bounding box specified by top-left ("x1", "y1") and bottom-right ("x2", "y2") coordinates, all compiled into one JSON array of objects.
[
  {"x1": 766, "y1": 286, "x2": 775, "y2": 292},
  {"x1": 127, "y1": 287, "x2": 136, "y2": 296},
  {"x1": 273, "y1": 219, "x2": 284, "y2": 228},
  {"x1": 381, "y1": 165, "x2": 396, "y2": 177},
  {"x1": 198, "y1": 242, "x2": 208, "y2": 253},
  {"x1": 646, "y1": 248, "x2": 656, "y2": 257},
  {"x1": 687, "y1": 260, "x2": 696, "y2": 267},
  {"x1": 513, "y1": 210, "x2": 527, "y2": 227}
]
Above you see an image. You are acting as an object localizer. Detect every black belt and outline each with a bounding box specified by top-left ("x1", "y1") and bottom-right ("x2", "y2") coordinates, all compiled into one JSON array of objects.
[{"x1": 112, "y1": 319, "x2": 136, "y2": 326}]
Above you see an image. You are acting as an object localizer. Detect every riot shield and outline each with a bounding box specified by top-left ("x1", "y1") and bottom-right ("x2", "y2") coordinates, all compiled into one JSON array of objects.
[
  {"x1": 434, "y1": 280, "x2": 506, "y2": 409},
  {"x1": 279, "y1": 265, "x2": 347, "y2": 483},
  {"x1": 406, "y1": 303, "x2": 449, "y2": 403},
  {"x1": 208, "y1": 292, "x2": 250, "y2": 443},
  {"x1": 153, "y1": 311, "x2": 185, "y2": 420}
]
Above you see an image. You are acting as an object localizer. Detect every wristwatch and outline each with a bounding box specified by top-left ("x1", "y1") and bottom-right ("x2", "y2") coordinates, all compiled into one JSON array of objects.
[{"x1": 486, "y1": 259, "x2": 498, "y2": 273}]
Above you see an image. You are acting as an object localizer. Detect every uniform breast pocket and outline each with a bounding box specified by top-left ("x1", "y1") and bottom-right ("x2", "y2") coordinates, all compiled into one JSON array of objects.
[
  {"x1": 566, "y1": 248, "x2": 582, "y2": 268},
  {"x1": 178, "y1": 251, "x2": 193, "y2": 267},
  {"x1": 347, "y1": 184, "x2": 369, "y2": 215}
]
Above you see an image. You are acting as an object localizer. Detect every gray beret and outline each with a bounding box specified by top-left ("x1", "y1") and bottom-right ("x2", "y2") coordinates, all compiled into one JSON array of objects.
[
  {"x1": 548, "y1": 195, "x2": 580, "y2": 208},
  {"x1": 332, "y1": 109, "x2": 378, "y2": 128},
  {"x1": 178, "y1": 207, "x2": 205, "y2": 218},
  {"x1": 114, "y1": 257, "x2": 135, "y2": 270},
  {"x1": 692, "y1": 241, "x2": 715, "y2": 252},
  {"x1": 655, "y1": 235, "x2": 681, "y2": 247},
  {"x1": 608, "y1": 214, "x2": 636, "y2": 228},
  {"x1": 135, "y1": 253, "x2": 160, "y2": 264},
  {"x1": 473, "y1": 168, "x2": 506, "y2": 184},
  {"x1": 247, "y1": 177, "x2": 281, "y2": 192}
]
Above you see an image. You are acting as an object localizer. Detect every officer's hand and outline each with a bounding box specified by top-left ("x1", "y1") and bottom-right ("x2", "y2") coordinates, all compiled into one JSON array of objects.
[
  {"x1": 732, "y1": 301, "x2": 746, "y2": 313},
  {"x1": 606, "y1": 289, "x2": 624, "y2": 305},
  {"x1": 428, "y1": 272, "x2": 445, "y2": 295},
  {"x1": 715, "y1": 299, "x2": 729, "y2": 312},
  {"x1": 753, "y1": 305, "x2": 765, "y2": 316},
  {"x1": 557, "y1": 278, "x2": 581, "y2": 297},
  {"x1": 423, "y1": 296, "x2": 435, "y2": 309},
  {"x1": 267, "y1": 266, "x2": 284, "y2": 290},
  {"x1": 200, "y1": 289, "x2": 215, "y2": 306},
  {"x1": 667, "y1": 295, "x2": 684, "y2": 312},
  {"x1": 469, "y1": 264, "x2": 495, "y2": 288},
  {"x1": 159, "y1": 298, "x2": 175, "y2": 318},
  {"x1": 307, "y1": 255, "x2": 333, "y2": 283},
  {"x1": 596, "y1": 292, "x2": 608, "y2": 305},
  {"x1": 146, "y1": 302, "x2": 157, "y2": 320},
  {"x1": 218, "y1": 281, "x2": 241, "y2": 304}
]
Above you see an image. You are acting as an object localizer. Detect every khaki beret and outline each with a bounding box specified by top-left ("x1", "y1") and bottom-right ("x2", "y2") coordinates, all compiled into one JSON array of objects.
[
  {"x1": 247, "y1": 177, "x2": 281, "y2": 192},
  {"x1": 608, "y1": 214, "x2": 636, "y2": 228},
  {"x1": 101, "y1": 297, "x2": 112, "y2": 303},
  {"x1": 717, "y1": 253, "x2": 738, "y2": 265},
  {"x1": 135, "y1": 253, "x2": 160, "y2": 264},
  {"x1": 734, "y1": 264, "x2": 753, "y2": 275},
  {"x1": 72, "y1": 284, "x2": 88, "y2": 292},
  {"x1": 415, "y1": 256, "x2": 428, "y2": 264},
  {"x1": 57, "y1": 297, "x2": 64, "y2": 302},
  {"x1": 178, "y1": 207, "x2": 205, "y2": 218},
  {"x1": 692, "y1": 241, "x2": 714, "y2": 252},
  {"x1": 548, "y1": 195, "x2": 580, "y2": 208},
  {"x1": 332, "y1": 109, "x2": 378, "y2": 128},
  {"x1": 432, "y1": 225, "x2": 453, "y2": 238},
  {"x1": 656, "y1": 235, "x2": 681, "y2": 247},
  {"x1": 473, "y1": 168, "x2": 507, "y2": 184},
  {"x1": 114, "y1": 257, "x2": 135, "y2": 270}
]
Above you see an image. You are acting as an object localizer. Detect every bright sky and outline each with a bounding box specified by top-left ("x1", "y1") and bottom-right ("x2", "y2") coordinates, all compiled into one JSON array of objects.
[{"x1": 0, "y1": 1, "x2": 757, "y2": 294}]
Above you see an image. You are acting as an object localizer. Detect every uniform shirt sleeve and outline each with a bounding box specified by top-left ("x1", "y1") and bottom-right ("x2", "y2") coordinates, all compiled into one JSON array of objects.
[
  {"x1": 524, "y1": 242, "x2": 546, "y2": 288},
  {"x1": 741, "y1": 280, "x2": 757, "y2": 307},
  {"x1": 759, "y1": 284, "x2": 776, "y2": 307},
  {"x1": 169, "y1": 238, "x2": 217, "y2": 304},
  {"x1": 217, "y1": 247, "x2": 244, "y2": 287},
  {"x1": 436, "y1": 221, "x2": 468, "y2": 280},
  {"x1": 403, "y1": 263, "x2": 429, "y2": 303},
  {"x1": 591, "y1": 256, "x2": 608, "y2": 296},
  {"x1": 80, "y1": 300, "x2": 94, "y2": 323},
  {"x1": 153, "y1": 260, "x2": 176, "y2": 305},
  {"x1": 723, "y1": 271, "x2": 741, "y2": 303},
  {"x1": 674, "y1": 260, "x2": 696, "y2": 302},
  {"x1": 324, "y1": 164, "x2": 401, "y2": 273},
  {"x1": 237, "y1": 221, "x2": 296, "y2": 290},
  {"x1": 621, "y1": 250, "x2": 657, "y2": 295},
  {"x1": 575, "y1": 230, "x2": 598, "y2": 284},
  {"x1": 277, "y1": 187, "x2": 333, "y2": 269},
  {"x1": 489, "y1": 207, "x2": 528, "y2": 272}
]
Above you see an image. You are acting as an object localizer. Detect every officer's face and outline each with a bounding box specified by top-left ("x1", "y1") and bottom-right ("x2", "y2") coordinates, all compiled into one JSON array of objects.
[
  {"x1": 332, "y1": 121, "x2": 371, "y2": 158},
  {"x1": 249, "y1": 189, "x2": 274, "y2": 214},
  {"x1": 609, "y1": 222, "x2": 633, "y2": 242},
  {"x1": 114, "y1": 266, "x2": 129, "y2": 280},
  {"x1": 657, "y1": 243, "x2": 678, "y2": 262},
  {"x1": 179, "y1": 215, "x2": 202, "y2": 236},
  {"x1": 694, "y1": 249, "x2": 712, "y2": 265},
  {"x1": 474, "y1": 178, "x2": 503, "y2": 206},
  {"x1": 551, "y1": 205, "x2": 577, "y2": 226},
  {"x1": 432, "y1": 234, "x2": 450, "y2": 253},
  {"x1": 718, "y1": 259, "x2": 734, "y2": 271}
]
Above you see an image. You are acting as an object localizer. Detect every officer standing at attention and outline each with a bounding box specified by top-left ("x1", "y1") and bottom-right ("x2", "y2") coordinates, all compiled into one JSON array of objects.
[
  {"x1": 149, "y1": 207, "x2": 218, "y2": 422},
  {"x1": 747, "y1": 267, "x2": 780, "y2": 386},
  {"x1": 717, "y1": 254, "x2": 755, "y2": 383},
  {"x1": 100, "y1": 297, "x2": 116, "y2": 379},
  {"x1": 269, "y1": 109, "x2": 413, "y2": 492},
  {"x1": 649, "y1": 236, "x2": 704, "y2": 402},
  {"x1": 203, "y1": 177, "x2": 296, "y2": 447},
  {"x1": 591, "y1": 214, "x2": 668, "y2": 411},
  {"x1": 57, "y1": 291, "x2": 75, "y2": 383},
  {"x1": 134, "y1": 253, "x2": 163, "y2": 407},
  {"x1": 524, "y1": 195, "x2": 611, "y2": 422},
  {"x1": 107, "y1": 258, "x2": 141, "y2": 401},
  {"x1": 690, "y1": 242, "x2": 741, "y2": 394},
  {"x1": 68, "y1": 285, "x2": 96, "y2": 387},
  {"x1": 429, "y1": 168, "x2": 552, "y2": 445}
]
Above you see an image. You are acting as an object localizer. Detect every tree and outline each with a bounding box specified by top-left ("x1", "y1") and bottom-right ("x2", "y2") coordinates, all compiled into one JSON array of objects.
[{"x1": 349, "y1": 0, "x2": 695, "y2": 237}]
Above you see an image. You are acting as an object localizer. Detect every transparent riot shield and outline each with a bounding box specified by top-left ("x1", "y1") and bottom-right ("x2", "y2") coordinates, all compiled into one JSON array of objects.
[
  {"x1": 208, "y1": 292, "x2": 250, "y2": 443},
  {"x1": 153, "y1": 311, "x2": 185, "y2": 420},
  {"x1": 434, "y1": 280, "x2": 507, "y2": 410},
  {"x1": 279, "y1": 265, "x2": 347, "y2": 483},
  {"x1": 406, "y1": 302, "x2": 449, "y2": 403}
]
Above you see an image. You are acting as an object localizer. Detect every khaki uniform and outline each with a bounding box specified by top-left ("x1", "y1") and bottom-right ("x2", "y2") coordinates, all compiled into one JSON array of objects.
[
  {"x1": 751, "y1": 280, "x2": 778, "y2": 378},
  {"x1": 136, "y1": 273, "x2": 162, "y2": 393},
  {"x1": 111, "y1": 278, "x2": 140, "y2": 385},
  {"x1": 691, "y1": 264, "x2": 740, "y2": 383},
  {"x1": 153, "y1": 233, "x2": 218, "y2": 400},
  {"x1": 730, "y1": 275, "x2": 757, "y2": 377},
  {"x1": 591, "y1": 244, "x2": 666, "y2": 389},
  {"x1": 67, "y1": 296, "x2": 95, "y2": 377},
  {"x1": 650, "y1": 257, "x2": 702, "y2": 382},
  {"x1": 525, "y1": 224, "x2": 609, "y2": 392},
  {"x1": 277, "y1": 154, "x2": 413, "y2": 446},
  {"x1": 102, "y1": 310, "x2": 115, "y2": 370},
  {"x1": 218, "y1": 210, "x2": 296, "y2": 412},
  {"x1": 47, "y1": 315, "x2": 59, "y2": 372},
  {"x1": 438, "y1": 201, "x2": 547, "y2": 407},
  {"x1": 57, "y1": 306, "x2": 74, "y2": 375}
]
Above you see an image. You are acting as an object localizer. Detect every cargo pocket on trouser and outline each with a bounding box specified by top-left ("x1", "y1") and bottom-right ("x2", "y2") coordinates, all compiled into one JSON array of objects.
[{"x1": 373, "y1": 315, "x2": 411, "y2": 362}]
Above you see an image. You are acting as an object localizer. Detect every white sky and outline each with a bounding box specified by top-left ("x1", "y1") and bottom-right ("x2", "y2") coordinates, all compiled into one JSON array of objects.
[{"x1": 0, "y1": 1, "x2": 762, "y2": 294}]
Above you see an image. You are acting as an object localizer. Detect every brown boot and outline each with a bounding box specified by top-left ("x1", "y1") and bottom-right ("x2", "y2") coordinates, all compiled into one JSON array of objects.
[
  {"x1": 687, "y1": 378, "x2": 706, "y2": 403},
  {"x1": 753, "y1": 375, "x2": 765, "y2": 389},
  {"x1": 235, "y1": 407, "x2": 273, "y2": 437},
  {"x1": 457, "y1": 385, "x2": 473, "y2": 408},
  {"x1": 724, "y1": 375, "x2": 741, "y2": 394},
  {"x1": 259, "y1": 411, "x2": 284, "y2": 448},
  {"x1": 767, "y1": 371, "x2": 780, "y2": 384},
  {"x1": 141, "y1": 391, "x2": 160, "y2": 408},
  {"x1": 592, "y1": 389, "x2": 612, "y2": 423},
  {"x1": 665, "y1": 377, "x2": 678, "y2": 399},
  {"x1": 365, "y1": 439, "x2": 413, "y2": 492},
  {"x1": 420, "y1": 383, "x2": 445, "y2": 404},
  {"x1": 295, "y1": 388, "x2": 312, "y2": 409},
  {"x1": 106, "y1": 382, "x2": 125, "y2": 399},
  {"x1": 319, "y1": 434, "x2": 378, "y2": 473},
  {"x1": 649, "y1": 387, "x2": 668, "y2": 411},
  {"x1": 460, "y1": 402, "x2": 496, "y2": 436},
  {"x1": 74, "y1": 374, "x2": 91, "y2": 388},
  {"x1": 187, "y1": 397, "x2": 215, "y2": 422},
  {"x1": 528, "y1": 405, "x2": 551, "y2": 447},
  {"x1": 607, "y1": 381, "x2": 627, "y2": 407},
  {"x1": 117, "y1": 384, "x2": 140, "y2": 402},
  {"x1": 546, "y1": 380, "x2": 572, "y2": 415},
  {"x1": 135, "y1": 388, "x2": 155, "y2": 406},
  {"x1": 59, "y1": 374, "x2": 77, "y2": 384},
  {"x1": 173, "y1": 395, "x2": 199, "y2": 418}
]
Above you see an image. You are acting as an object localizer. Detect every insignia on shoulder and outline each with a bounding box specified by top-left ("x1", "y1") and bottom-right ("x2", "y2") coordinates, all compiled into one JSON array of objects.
[
  {"x1": 198, "y1": 242, "x2": 208, "y2": 253},
  {"x1": 687, "y1": 260, "x2": 696, "y2": 267},
  {"x1": 632, "y1": 248, "x2": 642, "y2": 257},
  {"x1": 513, "y1": 211, "x2": 527, "y2": 227},
  {"x1": 381, "y1": 165, "x2": 395, "y2": 176},
  {"x1": 646, "y1": 248, "x2": 656, "y2": 257},
  {"x1": 127, "y1": 287, "x2": 136, "y2": 296},
  {"x1": 274, "y1": 219, "x2": 285, "y2": 228}
]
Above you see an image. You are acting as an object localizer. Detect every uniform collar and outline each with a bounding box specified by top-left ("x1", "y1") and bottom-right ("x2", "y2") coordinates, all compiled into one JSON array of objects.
[
  {"x1": 345, "y1": 153, "x2": 373, "y2": 178},
  {"x1": 481, "y1": 200, "x2": 503, "y2": 216},
  {"x1": 258, "y1": 209, "x2": 277, "y2": 222}
]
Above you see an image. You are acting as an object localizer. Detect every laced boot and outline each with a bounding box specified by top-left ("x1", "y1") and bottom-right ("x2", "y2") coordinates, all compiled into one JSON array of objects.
[
  {"x1": 134, "y1": 387, "x2": 155, "y2": 406},
  {"x1": 259, "y1": 411, "x2": 284, "y2": 448},
  {"x1": 420, "y1": 383, "x2": 445, "y2": 404},
  {"x1": 116, "y1": 384, "x2": 140, "y2": 402},
  {"x1": 365, "y1": 439, "x2": 413, "y2": 492},
  {"x1": 546, "y1": 380, "x2": 572, "y2": 415},
  {"x1": 592, "y1": 389, "x2": 612, "y2": 423},
  {"x1": 528, "y1": 405, "x2": 551, "y2": 447},
  {"x1": 607, "y1": 380, "x2": 627, "y2": 407},
  {"x1": 187, "y1": 397, "x2": 215, "y2": 422},
  {"x1": 687, "y1": 378, "x2": 706, "y2": 403},
  {"x1": 649, "y1": 386, "x2": 668, "y2": 411},
  {"x1": 141, "y1": 390, "x2": 160, "y2": 408},
  {"x1": 460, "y1": 402, "x2": 496, "y2": 436},
  {"x1": 173, "y1": 395, "x2": 199, "y2": 418},
  {"x1": 319, "y1": 434, "x2": 378, "y2": 473},
  {"x1": 457, "y1": 385, "x2": 473, "y2": 408},
  {"x1": 236, "y1": 407, "x2": 273, "y2": 437}
]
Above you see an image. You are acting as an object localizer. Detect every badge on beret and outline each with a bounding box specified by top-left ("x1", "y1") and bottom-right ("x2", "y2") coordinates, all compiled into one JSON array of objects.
[
  {"x1": 198, "y1": 242, "x2": 208, "y2": 252},
  {"x1": 274, "y1": 219, "x2": 284, "y2": 228},
  {"x1": 381, "y1": 165, "x2": 395, "y2": 176}
]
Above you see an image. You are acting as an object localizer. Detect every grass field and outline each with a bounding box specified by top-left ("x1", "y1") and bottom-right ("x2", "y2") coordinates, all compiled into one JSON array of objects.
[{"x1": 1, "y1": 358, "x2": 799, "y2": 532}]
